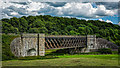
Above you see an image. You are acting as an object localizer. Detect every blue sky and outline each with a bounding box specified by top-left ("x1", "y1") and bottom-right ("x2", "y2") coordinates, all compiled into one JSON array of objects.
[
  {"x1": 99, "y1": 15, "x2": 118, "y2": 24},
  {"x1": 1, "y1": 0, "x2": 119, "y2": 24}
]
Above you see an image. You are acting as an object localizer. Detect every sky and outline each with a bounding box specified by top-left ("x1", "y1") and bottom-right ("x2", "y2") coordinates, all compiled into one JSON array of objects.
[{"x1": 0, "y1": 0, "x2": 120, "y2": 24}]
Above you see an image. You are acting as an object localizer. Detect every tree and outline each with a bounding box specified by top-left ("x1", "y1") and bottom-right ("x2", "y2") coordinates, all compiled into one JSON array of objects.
[
  {"x1": 78, "y1": 27, "x2": 86, "y2": 35},
  {"x1": 39, "y1": 27, "x2": 48, "y2": 34},
  {"x1": 51, "y1": 31, "x2": 59, "y2": 35},
  {"x1": 65, "y1": 25, "x2": 74, "y2": 32},
  {"x1": 2, "y1": 21, "x2": 18, "y2": 34},
  {"x1": 69, "y1": 30, "x2": 78, "y2": 35},
  {"x1": 19, "y1": 18, "x2": 28, "y2": 32},
  {"x1": 115, "y1": 40, "x2": 120, "y2": 47},
  {"x1": 28, "y1": 28, "x2": 39, "y2": 33},
  {"x1": 32, "y1": 19, "x2": 45, "y2": 28}
]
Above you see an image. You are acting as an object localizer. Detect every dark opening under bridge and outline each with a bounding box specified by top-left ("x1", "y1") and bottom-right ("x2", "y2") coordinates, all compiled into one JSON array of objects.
[{"x1": 10, "y1": 34, "x2": 117, "y2": 57}]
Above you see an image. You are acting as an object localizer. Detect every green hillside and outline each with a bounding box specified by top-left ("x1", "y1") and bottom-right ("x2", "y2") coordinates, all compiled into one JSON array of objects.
[{"x1": 1, "y1": 15, "x2": 120, "y2": 46}]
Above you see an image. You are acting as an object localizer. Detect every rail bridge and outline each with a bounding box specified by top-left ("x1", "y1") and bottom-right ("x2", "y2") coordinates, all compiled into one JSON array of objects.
[
  {"x1": 45, "y1": 35, "x2": 87, "y2": 49},
  {"x1": 10, "y1": 34, "x2": 117, "y2": 57}
]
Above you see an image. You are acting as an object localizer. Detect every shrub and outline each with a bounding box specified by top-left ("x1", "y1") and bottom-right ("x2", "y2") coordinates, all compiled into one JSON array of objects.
[
  {"x1": 17, "y1": 56, "x2": 57, "y2": 60},
  {"x1": 2, "y1": 34, "x2": 19, "y2": 60},
  {"x1": 88, "y1": 52, "x2": 100, "y2": 54},
  {"x1": 112, "y1": 51, "x2": 118, "y2": 54},
  {"x1": 98, "y1": 48, "x2": 112, "y2": 54}
]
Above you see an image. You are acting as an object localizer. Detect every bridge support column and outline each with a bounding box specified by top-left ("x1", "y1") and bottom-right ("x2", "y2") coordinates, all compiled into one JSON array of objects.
[
  {"x1": 38, "y1": 34, "x2": 45, "y2": 56},
  {"x1": 84, "y1": 35, "x2": 96, "y2": 52}
]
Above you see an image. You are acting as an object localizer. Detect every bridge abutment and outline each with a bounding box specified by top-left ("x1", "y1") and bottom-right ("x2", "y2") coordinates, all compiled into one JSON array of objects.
[{"x1": 10, "y1": 33, "x2": 45, "y2": 57}]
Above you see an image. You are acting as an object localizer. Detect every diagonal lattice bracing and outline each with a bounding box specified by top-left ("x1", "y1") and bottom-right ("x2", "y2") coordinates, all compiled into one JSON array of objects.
[{"x1": 45, "y1": 36, "x2": 87, "y2": 49}]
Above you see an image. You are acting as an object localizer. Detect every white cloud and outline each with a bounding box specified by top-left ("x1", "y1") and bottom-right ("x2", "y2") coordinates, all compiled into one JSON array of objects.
[
  {"x1": 99, "y1": 19, "x2": 104, "y2": 21},
  {"x1": 55, "y1": 3, "x2": 116, "y2": 18},
  {"x1": 10, "y1": 12, "x2": 19, "y2": 15},
  {"x1": 99, "y1": 19, "x2": 113, "y2": 23},
  {"x1": 106, "y1": 20, "x2": 113, "y2": 23},
  {"x1": 26, "y1": 2, "x2": 48, "y2": 11},
  {"x1": 32, "y1": 0, "x2": 120, "y2": 2},
  {"x1": 118, "y1": 22, "x2": 120, "y2": 26},
  {"x1": 1, "y1": 0, "x2": 117, "y2": 19},
  {"x1": 95, "y1": 5, "x2": 116, "y2": 16}
]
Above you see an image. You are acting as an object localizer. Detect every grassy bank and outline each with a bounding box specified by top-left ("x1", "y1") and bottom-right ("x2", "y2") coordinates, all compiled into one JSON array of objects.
[
  {"x1": 2, "y1": 54, "x2": 119, "y2": 66},
  {"x1": 56, "y1": 54, "x2": 118, "y2": 60}
]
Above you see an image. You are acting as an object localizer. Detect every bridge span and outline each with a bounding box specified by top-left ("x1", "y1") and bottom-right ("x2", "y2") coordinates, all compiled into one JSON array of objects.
[{"x1": 10, "y1": 34, "x2": 118, "y2": 57}]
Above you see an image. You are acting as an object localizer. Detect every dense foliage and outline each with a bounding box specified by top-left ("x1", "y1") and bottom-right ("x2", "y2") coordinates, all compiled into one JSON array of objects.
[
  {"x1": 2, "y1": 34, "x2": 18, "y2": 60},
  {"x1": 1, "y1": 15, "x2": 120, "y2": 46}
]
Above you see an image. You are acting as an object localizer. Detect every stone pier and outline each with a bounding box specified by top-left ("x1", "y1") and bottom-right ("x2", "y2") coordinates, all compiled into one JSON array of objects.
[
  {"x1": 38, "y1": 34, "x2": 45, "y2": 56},
  {"x1": 10, "y1": 34, "x2": 45, "y2": 57},
  {"x1": 85, "y1": 35, "x2": 96, "y2": 52}
]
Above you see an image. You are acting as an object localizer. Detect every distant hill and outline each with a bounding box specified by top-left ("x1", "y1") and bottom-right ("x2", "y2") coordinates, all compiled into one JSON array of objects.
[{"x1": 1, "y1": 15, "x2": 120, "y2": 46}]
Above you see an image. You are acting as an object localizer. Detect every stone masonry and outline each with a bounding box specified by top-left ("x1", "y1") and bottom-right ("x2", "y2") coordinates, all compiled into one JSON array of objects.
[{"x1": 10, "y1": 34, "x2": 45, "y2": 57}]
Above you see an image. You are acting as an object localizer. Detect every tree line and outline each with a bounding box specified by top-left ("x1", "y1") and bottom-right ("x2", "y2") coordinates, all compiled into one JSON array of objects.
[{"x1": 1, "y1": 15, "x2": 120, "y2": 46}]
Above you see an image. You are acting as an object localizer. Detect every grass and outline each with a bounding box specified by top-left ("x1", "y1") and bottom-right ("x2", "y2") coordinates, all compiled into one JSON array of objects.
[
  {"x1": 45, "y1": 49, "x2": 60, "y2": 55},
  {"x1": 2, "y1": 54, "x2": 119, "y2": 66},
  {"x1": 56, "y1": 54, "x2": 118, "y2": 60}
]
